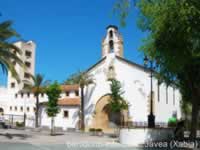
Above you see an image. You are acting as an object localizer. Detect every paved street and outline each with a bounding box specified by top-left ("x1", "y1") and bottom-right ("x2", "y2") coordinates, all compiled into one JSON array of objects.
[
  {"x1": 0, "y1": 129, "x2": 188, "y2": 150},
  {"x1": 0, "y1": 129, "x2": 135, "y2": 150}
]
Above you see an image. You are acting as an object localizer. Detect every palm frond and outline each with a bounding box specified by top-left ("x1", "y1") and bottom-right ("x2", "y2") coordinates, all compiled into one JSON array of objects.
[
  {"x1": 0, "y1": 20, "x2": 22, "y2": 82},
  {"x1": 0, "y1": 21, "x2": 19, "y2": 41},
  {"x1": 0, "y1": 57, "x2": 20, "y2": 82}
]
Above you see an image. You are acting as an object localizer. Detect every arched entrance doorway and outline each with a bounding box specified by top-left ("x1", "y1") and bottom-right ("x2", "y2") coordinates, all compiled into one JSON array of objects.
[
  {"x1": 91, "y1": 95, "x2": 128, "y2": 133},
  {"x1": 91, "y1": 95, "x2": 112, "y2": 132},
  {"x1": 0, "y1": 108, "x2": 4, "y2": 116}
]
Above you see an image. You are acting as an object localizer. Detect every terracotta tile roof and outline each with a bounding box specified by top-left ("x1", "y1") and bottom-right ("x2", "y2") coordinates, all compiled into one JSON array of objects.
[
  {"x1": 60, "y1": 84, "x2": 79, "y2": 91},
  {"x1": 57, "y1": 98, "x2": 80, "y2": 106},
  {"x1": 40, "y1": 98, "x2": 80, "y2": 106}
]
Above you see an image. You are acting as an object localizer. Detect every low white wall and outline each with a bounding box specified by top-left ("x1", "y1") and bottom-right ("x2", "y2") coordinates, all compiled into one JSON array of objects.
[
  {"x1": 40, "y1": 106, "x2": 79, "y2": 130},
  {"x1": 119, "y1": 128, "x2": 174, "y2": 147}
]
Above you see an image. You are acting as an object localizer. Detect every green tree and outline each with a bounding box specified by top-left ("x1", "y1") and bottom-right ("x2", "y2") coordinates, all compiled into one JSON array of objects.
[
  {"x1": 108, "y1": 79, "x2": 128, "y2": 112},
  {"x1": 24, "y1": 74, "x2": 49, "y2": 128},
  {"x1": 64, "y1": 71, "x2": 94, "y2": 131},
  {"x1": 0, "y1": 20, "x2": 23, "y2": 82},
  {"x1": 46, "y1": 82, "x2": 61, "y2": 135},
  {"x1": 116, "y1": 0, "x2": 200, "y2": 138},
  {"x1": 180, "y1": 99, "x2": 192, "y2": 129},
  {"x1": 107, "y1": 79, "x2": 128, "y2": 126}
]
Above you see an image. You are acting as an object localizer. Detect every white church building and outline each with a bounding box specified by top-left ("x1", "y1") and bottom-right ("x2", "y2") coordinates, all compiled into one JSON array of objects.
[{"x1": 0, "y1": 25, "x2": 181, "y2": 131}]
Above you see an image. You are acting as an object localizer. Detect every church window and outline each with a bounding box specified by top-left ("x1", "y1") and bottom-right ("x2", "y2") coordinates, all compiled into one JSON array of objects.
[
  {"x1": 15, "y1": 106, "x2": 17, "y2": 111},
  {"x1": 33, "y1": 107, "x2": 36, "y2": 112},
  {"x1": 109, "y1": 30, "x2": 113, "y2": 38},
  {"x1": 157, "y1": 81, "x2": 160, "y2": 102},
  {"x1": 15, "y1": 93, "x2": 18, "y2": 98},
  {"x1": 109, "y1": 66, "x2": 114, "y2": 71},
  {"x1": 173, "y1": 88, "x2": 175, "y2": 106},
  {"x1": 109, "y1": 40, "x2": 114, "y2": 53},
  {"x1": 107, "y1": 66, "x2": 115, "y2": 80},
  {"x1": 10, "y1": 106, "x2": 12, "y2": 111},
  {"x1": 63, "y1": 111, "x2": 69, "y2": 118}
]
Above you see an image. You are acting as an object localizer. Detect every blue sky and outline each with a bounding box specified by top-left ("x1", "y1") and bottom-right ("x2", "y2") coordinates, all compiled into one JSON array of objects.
[{"x1": 0, "y1": 0, "x2": 146, "y2": 85}]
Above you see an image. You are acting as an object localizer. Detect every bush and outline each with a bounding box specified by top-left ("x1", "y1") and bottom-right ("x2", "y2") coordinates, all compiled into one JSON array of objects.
[
  {"x1": 95, "y1": 128, "x2": 102, "y2": 132},
  {"x1": 16, "y1": 121, "x2": 24, "y2": 127},
  {"x1": 89, "y1": 128, "x2": 95, "y2": 132}
]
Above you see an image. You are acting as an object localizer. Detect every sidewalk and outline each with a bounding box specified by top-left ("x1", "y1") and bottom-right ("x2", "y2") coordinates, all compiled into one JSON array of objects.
[{"x1": 0, "y1": 129, "x2": 118, "y2": 145}]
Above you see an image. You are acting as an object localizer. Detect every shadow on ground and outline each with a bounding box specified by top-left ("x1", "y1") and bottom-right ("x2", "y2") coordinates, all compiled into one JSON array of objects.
[{"x1": 0, "y1": 133, "x2": 31, "y2": 139}]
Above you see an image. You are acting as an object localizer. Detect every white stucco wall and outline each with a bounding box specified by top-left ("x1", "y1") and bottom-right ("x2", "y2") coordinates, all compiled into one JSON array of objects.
[
  {"x1": 40, "y1": 106, "x2": 79, "y2": 130},
  {"x1": 84, "y1": 53, "x2": 182, "y2": 127},
  {"x1": 0, "y1": 53, "x2": 182, "y2": 130}
]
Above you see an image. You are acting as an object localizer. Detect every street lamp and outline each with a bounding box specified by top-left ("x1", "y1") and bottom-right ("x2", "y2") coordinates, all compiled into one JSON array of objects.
[{"x1": 144, "y1": 56, "x2": 155, "y2": 128}]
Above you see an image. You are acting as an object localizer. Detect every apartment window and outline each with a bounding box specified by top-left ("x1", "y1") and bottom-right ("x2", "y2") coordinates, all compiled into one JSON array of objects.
[
  {"x1": 15, "y1": 93, "x2": 18, "y2": 98},
  {"x1": 15, "y1": 106, "x2": 17, "y2": 111},
  {"x1": 24, "y1": 83, "x2": 29, "y2": 89},
  {"x1": 10, "y1": 106, "x2": 12, "y2": 111},
  {"x1": 11, "y1": 82, "x2": 15, "y2": 88},
  {"x1": 25, "y1": 51, "x2": 32, "y2": 57},
  {"x1": 12, "y1": 61, "x2": 16, "y2": 66},
  {"x1": 66, "y1": 91, "x2": 69, "y2": 96},
  {"x1": 27, "y1": 107, "x2": 30, "y2": 112},
  {"x1": 20, "y1": 106, "x2": 23, "y2": 112},
  {"x1": 21, "y1": 93, "x2": 24, "y2": 98},
  {"x1": 63, "y1": 111, "x2": 69, "y2": 118},
  {"x1": 25, "y1": 61, "x2": 31, "y2": 68},
  {"x1": 33, "y1": 107, "x2": 36, "y2": 112},
  {"x1": 24, "y1": 72, "x2": 30, "y2": 79},
  {"x1": 27, "y1": 92, "x2": 30, "y2": 98},
  {"x1": 75, "y1": 91, "x2": 79, "y2": 96},
  {"x1": 13, "y1": 50, "x2": 17, "y2": 55}
]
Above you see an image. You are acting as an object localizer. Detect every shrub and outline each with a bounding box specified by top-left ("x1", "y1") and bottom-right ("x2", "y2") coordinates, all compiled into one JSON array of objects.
[
  {"x1": 96, "y1": 128, "x2": 102, "y2": 132},
  {"x1": 89, "y1": 128, "x2": 95, "y2": 132},
  {"x1": 16, "y1": 121, "x2": 24, "y2": 127}
]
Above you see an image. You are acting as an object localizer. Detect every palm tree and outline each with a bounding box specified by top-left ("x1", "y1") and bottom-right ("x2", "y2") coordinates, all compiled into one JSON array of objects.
[
  {"x1": 64, "y1": 71, "x2": 94, "y2": 131},
  {"x1": 24, "y1": 74, "x2": 49, "y2": 128},
  {"x1": 0, "y1": 21, "x2": 23, "y2": 82}
]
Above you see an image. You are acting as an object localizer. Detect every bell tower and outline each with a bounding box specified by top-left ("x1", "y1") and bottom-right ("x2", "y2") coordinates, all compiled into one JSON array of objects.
[{"x1": 102, "y1": 25, "x2": 124, "y2": 58}]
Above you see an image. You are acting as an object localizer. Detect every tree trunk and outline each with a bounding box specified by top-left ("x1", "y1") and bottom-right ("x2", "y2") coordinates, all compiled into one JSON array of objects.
[
  {"x1": 35, "y1": 95, "x2": 39, "y2": 128},
  {"x1": 81, "y1": 86, "x2": 85, "y2": 131},
  {"x1": 51, "y1": 117, "x2": 54, "y2": 135},
  {"x1": 190, "y1": 98, "x2": 199, "y2": 139}
]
